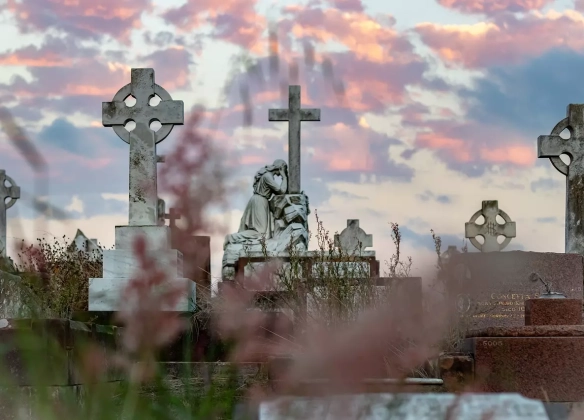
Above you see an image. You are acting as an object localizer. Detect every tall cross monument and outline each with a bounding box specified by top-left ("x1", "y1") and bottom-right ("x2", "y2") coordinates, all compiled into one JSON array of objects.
[
  {"x1": 538, "y1": 104, "x2": 584, "y2": 254},
  {"x1": 102, "y1": 68, "x2": 184, "y2": 225},
  {"x1": 269, "y1": 85, "x2": 320, "y2": 193},
  {"x1": 91, "y1": 68, "x2": 195, "y2": 312}
]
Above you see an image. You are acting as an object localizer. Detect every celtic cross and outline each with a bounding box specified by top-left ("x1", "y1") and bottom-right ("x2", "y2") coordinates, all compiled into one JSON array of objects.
[
  {"x1": 269, "y1": 86, "x2": 320, "y2": 194},
  {"x1": 0, "y1": 170, "x2": 20, "y2": 257},
  {"x1": 465, "y1": 200, "x2": 516, "y2": 252},
  {"x1": 102, "y1": 68, "x2": 184, "y2": 226},
  {"x1": 538, "y1": 104, "x2": 584, "y2": 254}
]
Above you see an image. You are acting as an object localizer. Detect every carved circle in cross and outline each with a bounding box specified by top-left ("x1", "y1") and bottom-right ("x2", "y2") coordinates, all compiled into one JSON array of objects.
[
  {"x1": 548, "y1": 117, "x2": 570, "y2": 175},
  {"x1": 109, "y1": 83, "x2": 175, "y2": 145},
  {"x1": 467, "y1": 207, "x2": 514, "y2": 252},
  {"x1": 1, "y1": 171, "x2": 19, "y2": 209}
]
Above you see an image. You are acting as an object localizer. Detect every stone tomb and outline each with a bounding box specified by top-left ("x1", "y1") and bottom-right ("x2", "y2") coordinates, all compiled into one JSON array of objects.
[
  {"x1": 258, "y1": 393, "x2": 551, "y2": 420},
  {"x1": 446, "y1": 251, "x2": 583, "y2": 330}
]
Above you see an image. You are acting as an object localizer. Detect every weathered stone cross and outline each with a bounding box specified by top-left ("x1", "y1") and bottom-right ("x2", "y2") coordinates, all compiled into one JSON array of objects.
[
  {"x1": 0, "y1": 170, "x2": 20, "y2": 257},
  {"x1": 102, "y1": 68, "x2": 184, "y2": 226},
  {"x1": 465, "y1": 200, "x2": 516, "y2": 252},
  {"x1": 538, "y1": 104, "x2": 584, "y2": 254},
  {"x1": 165, "y1": 208, "x2": 181, "y2": 229},
  {"x1": 269, "y1": 85, "x2": 320, "y2": 194}
]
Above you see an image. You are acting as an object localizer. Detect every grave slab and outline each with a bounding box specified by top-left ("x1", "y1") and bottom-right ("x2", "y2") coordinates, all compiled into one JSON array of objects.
[
  {"x1": 447, "y1": 251, "x2": 583, "y2": 330},
  {"x1": 259, "y1": 393, "x2": 550, "y2": 419}
]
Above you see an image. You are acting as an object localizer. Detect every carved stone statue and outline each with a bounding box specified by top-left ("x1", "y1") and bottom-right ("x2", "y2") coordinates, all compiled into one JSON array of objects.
[
  {"x1": 224, "y1": 159, "x2": 288, "y2": 247},
  {"x1": 222, "y1": 159, "x2": 310, "y2": 279}
]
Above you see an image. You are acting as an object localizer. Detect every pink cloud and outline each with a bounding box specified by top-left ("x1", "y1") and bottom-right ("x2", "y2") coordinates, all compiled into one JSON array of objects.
[
  {"x1": 282, "y1": 7, "x2": 413, "y2": 64},
  {"x1": 414, "y1": 121, "x2": 536, "y2": 171},
  {"x1": 141, "y1": 47, "x2": 194, "y2": 91},
  {"x1": 6, "y1": 0, "x2": 151, "y2": 42},
  {"x1": 437, "y1": 0, "x2": 553, "y2": 14},
  {"x1": 162, "y1": 0, "x2": 265, "y2": 53},
  {"x1": 416, "y1": 12, "x2": 584, "y2": 68},
  {"x1": 327, "y1": 0, "x2": 364, "y2": 12}
]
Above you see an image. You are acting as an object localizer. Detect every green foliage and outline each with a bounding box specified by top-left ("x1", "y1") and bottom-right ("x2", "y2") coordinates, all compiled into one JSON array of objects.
[{"x1": 7, "y1": 236, "x2": 103, "y2": 318}]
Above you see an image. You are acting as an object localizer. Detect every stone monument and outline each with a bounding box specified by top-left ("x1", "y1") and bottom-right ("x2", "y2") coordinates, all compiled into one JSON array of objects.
[
  {"x1": 0, "y1": 169, "x2": 20, "y2": 257},
  {"x1": 221, "y1": 85, "x2": 319, "y2": 281},
  {"x1": 89, "y1": 68, "x2": 195, "y2": 311},
  {"x1": 538, "y1": 104, "x2": 584, "y2": 254},
  {"x1": 465, "y1": 200, "x2": 516, "y2": 252}
]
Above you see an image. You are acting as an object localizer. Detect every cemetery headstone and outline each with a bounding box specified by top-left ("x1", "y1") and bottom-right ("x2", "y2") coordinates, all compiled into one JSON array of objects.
[
  {"x1": 465, "y1": 200, "x2": 516, "y2": 252},
  {"x1": 538, "y1": 104, "x2": 584, "y2": 254},
  {"x1": 0, "y1": 169, "x2": 20, "y2": 257},
  {"x1": 258, "y1": 393, "x2": 551, "y2": 420},
  {"x1": 69, "y1": 228, "x2": 102, "y2": 260},
  {"x1": 89, "y1": 68, "x2": 195, "y2": 311},
  {"x1": 164, "y1": 207, "x2": 181, "y2": 229},
  {"x1": 334, "y1": 219, "x2": 373, "y2": 254},
  {"x1": 463, "y1": 293, "x2": 584, "y2": 401},
  {"x1": 447, "y1": 251, "x2": 583, "y2": 330}
]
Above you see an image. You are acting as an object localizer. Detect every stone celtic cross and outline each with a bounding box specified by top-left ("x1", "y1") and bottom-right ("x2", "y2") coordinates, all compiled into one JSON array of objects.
[
  {"x1": 0, "y1": 170, "x2": 20, "y2": 257},
  {"x1": 102, "y1": 68, "x2": 184, "y2": 226},
  {"x1": 334, "y1": 219, "x2": 373, "y2": 254},
  {"x1": 269, "y1": 85, "x2": 320, "y2": 194},
  {"x1": 538, "y1": 104, "x2": 584, "y2": 254},
  {"x1": 465, "y1": 200, "x2": 516, "y2": 252}
]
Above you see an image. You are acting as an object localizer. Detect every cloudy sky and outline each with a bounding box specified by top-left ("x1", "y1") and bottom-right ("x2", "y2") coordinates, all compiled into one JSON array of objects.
[{"x1": 0, "y1": 0, "x2": 579, "y2": 282}]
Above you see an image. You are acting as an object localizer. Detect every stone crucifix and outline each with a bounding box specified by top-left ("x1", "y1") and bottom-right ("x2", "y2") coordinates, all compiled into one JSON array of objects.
[
  {"x1": 0, "y1": 170, "x2": 20, "y2": 257},
  {"x1": 102, "y1": 68, "x2": 184, "y2": 225},
  {"x1": 538, "y1": 104, "x2": 584, "y2": 254},
  {"x1": 465, "y1": 200, "x2": 516, "y2": 252},
  {"x1": 165, "y1": 207, "x2": 181, "y2": 229},
  {"x1": 269, "y1": 85, "x2": 320, "y2": 194}
]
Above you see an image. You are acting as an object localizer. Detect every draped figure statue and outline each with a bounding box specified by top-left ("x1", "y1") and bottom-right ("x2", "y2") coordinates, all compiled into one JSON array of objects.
[{"x1": 224, "y1": 159, "x2": 288, "y2": 248}]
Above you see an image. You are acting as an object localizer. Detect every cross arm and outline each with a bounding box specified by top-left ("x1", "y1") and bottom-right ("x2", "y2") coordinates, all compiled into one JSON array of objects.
[
  {"x1": 538, "y1": 135, "x2": 581, "y2": 158},
  {"x1": 300, "y1": 109, "x2": 321, "y2": 121},
  {"x1": 497, "y1": 221, "x2": 516, "y2": 238},
  {"x1": 269, "y1": 109, "x2": 289, "y2": 121},
  {"x1": 103, "y1": 100, "x2": 184, "y2": 127}
]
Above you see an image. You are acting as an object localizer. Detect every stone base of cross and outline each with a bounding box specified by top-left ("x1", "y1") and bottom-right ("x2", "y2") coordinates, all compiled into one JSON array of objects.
[{"x1": 465, "y1": 201, "x2": 516, "y2": 252}]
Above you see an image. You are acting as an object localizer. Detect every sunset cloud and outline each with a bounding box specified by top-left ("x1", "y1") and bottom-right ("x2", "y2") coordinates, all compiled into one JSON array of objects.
[
  {"x1": 162, "y1": 0, "x2": 265, "y2": 53},
  {"x1": 5, "y1": 0, "x2": 151, "y2": 42},
  {"x1": 416, "y1": 11, "x2": 584, "y2": 68},
  {"x1": 437, "y1": 0, "x2": 554, "y2": 15}
]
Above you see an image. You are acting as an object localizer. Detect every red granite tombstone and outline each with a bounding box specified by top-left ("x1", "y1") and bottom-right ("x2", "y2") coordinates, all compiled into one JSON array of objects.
[
  {"x1": 447, "y1": 251, "x2": 584, "y2": 330},
  {"x1": 462, "y1": 295, "x2": 584, "y2": 402}
]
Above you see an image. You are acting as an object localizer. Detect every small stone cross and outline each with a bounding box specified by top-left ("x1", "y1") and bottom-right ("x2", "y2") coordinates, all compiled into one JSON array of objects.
[
  {"x1": 0, "y1": 170, "x2": 20, "y2": 257},
  {"x1": 538, "y1": 104, "x2": 584, "y2": 254},
  {"x1": 465, "y1": 200, "x2": 516, "y2": 252},
  {"x1": 164, "y1": 207, "x2": 181, "y2": 229},
  {"x1": 269, "y1": 85, "x2": 320, "y2": 194},
  {"x1": 102, "y1": 68, "x2": 184, "y2": 226},
  {"x1": 334, "y1": 219, "x2": 373, "y2": 254}
]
